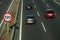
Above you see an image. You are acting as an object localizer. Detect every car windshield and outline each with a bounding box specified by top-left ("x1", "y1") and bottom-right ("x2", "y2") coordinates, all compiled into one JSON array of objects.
[
  {"x1": 26, "y1": 13, "x2": 34, "y2": 18},
  {"x1": 47, "y1": 11, "x2": 54, "y2": 13}
]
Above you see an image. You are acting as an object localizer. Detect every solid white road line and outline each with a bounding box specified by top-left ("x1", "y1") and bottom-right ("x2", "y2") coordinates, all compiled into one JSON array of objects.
[
  {"x1": 53, "y1": 0, "x2": 60, "y2": 5},
  {"x1": 19, "y1": 0, "x2": 23, "y2": 40},
  {"x1": 37, "y1": 11, "x2": 40, "y2": 16},
  {"x1": 34, "y1": 4, "x2": 37, "y2": 9},
  {"x1": 46, "y1": 4, "x2": 50, "y2": 7},
  {"x1": 41, "y1": 22, "x2": 46, "y2": 32}
]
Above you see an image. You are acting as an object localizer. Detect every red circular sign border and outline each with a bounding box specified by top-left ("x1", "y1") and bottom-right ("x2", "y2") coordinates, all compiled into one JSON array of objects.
[{"x1": 2, "y1": 12, "x2": 13, "y2": 22}]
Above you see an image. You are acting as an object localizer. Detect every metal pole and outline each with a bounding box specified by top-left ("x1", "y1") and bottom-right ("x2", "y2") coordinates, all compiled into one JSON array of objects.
[{"x1": 7, "y1": 23, "x2": 9, "y2": 34}]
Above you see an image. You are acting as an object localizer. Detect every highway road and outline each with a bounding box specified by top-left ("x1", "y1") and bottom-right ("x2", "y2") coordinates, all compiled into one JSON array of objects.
[
  {"x1": 21, "y1": 0, "x2": 54, "y2": 40},
  {"x1": 41, "y1": 0, "x2": 60, "y2": 40},
  {"x1": 13, "y1": 0, "x2": 60, "y2": 40},
  {"x1": 34, "y1": 0, "x2": 60, "y2": 40},
  {"x1": 0, "y1": 0, "x2": 12, "y2": 22}
]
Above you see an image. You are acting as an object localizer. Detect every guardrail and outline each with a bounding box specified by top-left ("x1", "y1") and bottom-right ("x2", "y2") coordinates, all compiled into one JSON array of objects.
[
  {"x1": 0, "y1": 0, "x2": 16, "y2": 38},
  {"x1": 10, "y1": 0, "x2": 20, "y2": 40}
]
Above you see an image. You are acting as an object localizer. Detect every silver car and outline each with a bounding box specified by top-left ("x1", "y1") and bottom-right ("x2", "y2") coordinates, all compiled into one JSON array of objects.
[
  {"x1": 25, "y1": 12, "x2": 36, "y2": 24},
  {"x1": 26, "y1": 18, "x2": 35, "y2": 24}
]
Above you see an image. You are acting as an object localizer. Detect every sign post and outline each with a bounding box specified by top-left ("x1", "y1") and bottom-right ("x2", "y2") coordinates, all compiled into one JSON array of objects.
[
  {"x1": 2, "y1": 12, "x2": 13, "y2": 34},
  {"x1": 7, "y1": 23, "x2": 9, "y2": 34}
]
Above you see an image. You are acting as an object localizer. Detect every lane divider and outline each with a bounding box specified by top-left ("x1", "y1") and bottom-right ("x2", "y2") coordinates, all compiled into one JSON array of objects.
[
  {"x1": 41, "y1": 22, "x2": 46, "y2": 32},
  {"x1": 19, "y1": 0, "x2": 23, "y2": 40},
  {"x1": 42, "y1": 0, "x2": 50, "y2": 7},
  {"x1": 46, "y1": 4, "x2": 50, "y2": 7},
  {"x1": 34, "y1": 4, "x2": 37, "y2": 9},
  {"x1": 33, "y1": 0, "x2": 47, "y2": 32},
  {"x1": 53, "y1": 0, "x2": 60, "y2": 5},
  {"x1": 37, "y1": 11, "x2": 40, "y2": 16}
]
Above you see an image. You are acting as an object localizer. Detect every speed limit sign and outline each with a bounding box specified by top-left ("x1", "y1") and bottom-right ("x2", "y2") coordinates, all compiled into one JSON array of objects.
[{"x1": 2, "y1": 12, "x2": 13, "y2": 22}]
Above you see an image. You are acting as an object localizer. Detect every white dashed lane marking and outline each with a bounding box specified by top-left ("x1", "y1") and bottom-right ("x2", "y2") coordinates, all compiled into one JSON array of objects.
[
  {"x1": 37, "y1": 11, "x2": 40, "y2": 16},
  {"x1": 34, "y1": 4, "x2": 37, "y2": 9},
  {"x1": 41, "y1": 22, "x2": 47, "y2": 32}
]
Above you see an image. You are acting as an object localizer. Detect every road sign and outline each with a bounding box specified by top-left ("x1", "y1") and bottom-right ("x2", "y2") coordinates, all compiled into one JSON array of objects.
[{"x1": 2, "y1": 12, "x2": 13, "y2": 22}]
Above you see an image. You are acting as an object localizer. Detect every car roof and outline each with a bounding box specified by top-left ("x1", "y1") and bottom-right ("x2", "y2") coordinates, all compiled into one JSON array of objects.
[
  {"x1": 46, "y1": 9, "x2": 54, "y2": 13},
  {"x1": 26, "y1": 12, "x2": 34, "y2": 17},
  {"x1": 46, "y1": 9, "x2": 53, "y2": 11}
]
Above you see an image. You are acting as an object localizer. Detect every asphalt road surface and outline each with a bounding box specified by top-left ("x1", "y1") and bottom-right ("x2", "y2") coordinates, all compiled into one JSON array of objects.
[
  {"x1": 0, "y1": 0, "x2": 12, "y2": 22},
  {"x1": 22, "y1": 0, "x2": 54, "y2": 40},
  {"x1": 14, "y1": 0, "x2": 60, "y2": 40}
]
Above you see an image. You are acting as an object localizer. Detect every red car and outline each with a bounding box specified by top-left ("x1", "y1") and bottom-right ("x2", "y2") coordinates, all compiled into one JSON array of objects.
[{"x1": 45, "y1": 9, "x2": 55, "y2": 18}]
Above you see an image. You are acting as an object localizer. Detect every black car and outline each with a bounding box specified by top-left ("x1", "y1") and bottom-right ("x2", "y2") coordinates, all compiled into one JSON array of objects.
[
  {"x1": 0, "y1": 0, "x2": 2, "y2": 3},
  {"x1": 26, "y1": 3, "x2": 32, "y2": 10}
]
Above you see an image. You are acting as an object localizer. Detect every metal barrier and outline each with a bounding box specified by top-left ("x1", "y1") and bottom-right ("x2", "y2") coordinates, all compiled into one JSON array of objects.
[
  {"x1": 10, "y1": 0, "x2": 20, "y2": 40},
  {"x1": 0, "y1": 0, "x2": 20, "y2": 40}
]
